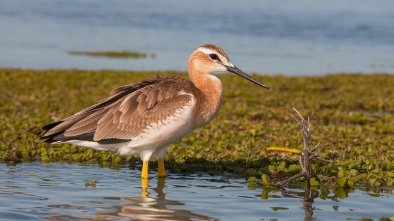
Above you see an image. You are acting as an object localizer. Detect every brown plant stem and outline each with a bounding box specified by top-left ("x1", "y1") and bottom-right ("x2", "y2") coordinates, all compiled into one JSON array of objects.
[{"x1": 279, "y1": 108, "x2": 327, "y2": 187}]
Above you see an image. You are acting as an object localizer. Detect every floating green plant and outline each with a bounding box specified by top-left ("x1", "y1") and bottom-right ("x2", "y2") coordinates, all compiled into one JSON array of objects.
[
  {"x1": 0, "y1": 68, "x2": 394, "y2": 188},
  {"x1": 68, "y1": 50, "x2": 156, "y2": 59}
]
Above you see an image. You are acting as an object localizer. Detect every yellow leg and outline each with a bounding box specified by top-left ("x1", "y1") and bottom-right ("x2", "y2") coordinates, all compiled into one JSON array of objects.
[
  {"x1": 141, "y1": 178, "x2": 149, "y2": 198},
  {"x1": 157, "y1": 159, "x2": 167, "y2": 177},
  {"x1": 141, "y1": 161, "x2": 149, "y2": 179}
]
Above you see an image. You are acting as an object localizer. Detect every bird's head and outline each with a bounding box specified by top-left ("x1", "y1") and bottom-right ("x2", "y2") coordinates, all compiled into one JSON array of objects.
[{"x1": 188, "y1": 44, "x2": 270, "y2": 89}]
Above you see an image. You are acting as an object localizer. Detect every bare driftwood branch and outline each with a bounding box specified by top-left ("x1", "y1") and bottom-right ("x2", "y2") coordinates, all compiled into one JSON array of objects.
[{"x1": 279, "y1": 108, "x2": 327, "y2": 187}]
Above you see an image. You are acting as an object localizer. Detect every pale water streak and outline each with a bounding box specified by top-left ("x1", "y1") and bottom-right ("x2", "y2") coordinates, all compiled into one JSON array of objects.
[
  {"x1": 0, "y1": 0, "x2": 393, "y2": 75},
  {"x1": 0, "y1": 162, "x2": 393, "y2": 221}
]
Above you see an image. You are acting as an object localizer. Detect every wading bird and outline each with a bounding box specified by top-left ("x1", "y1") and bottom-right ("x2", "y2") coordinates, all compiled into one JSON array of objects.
[{"x1": 42, "y1": 44, "x2": 270, "y2": 179}]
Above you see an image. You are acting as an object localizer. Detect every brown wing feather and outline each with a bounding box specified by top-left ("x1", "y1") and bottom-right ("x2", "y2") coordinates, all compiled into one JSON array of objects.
[
  {"x1": 93, "y1": 84, "x2": 194, "y2": 141},
  {"x1": 43, "y1": 75, "x2": 198, "y2": 142},
  {"x1": 64, "y1": 110, "x2": 106, "y2": 136},
  {"x1": 43, "y1": 78, "x2": 153, "y2": 137}
]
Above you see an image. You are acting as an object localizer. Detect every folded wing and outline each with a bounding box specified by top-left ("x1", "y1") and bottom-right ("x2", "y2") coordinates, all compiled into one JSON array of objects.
[{"x1": 42, "y1": 76, "x2": 196, "y2": 143}]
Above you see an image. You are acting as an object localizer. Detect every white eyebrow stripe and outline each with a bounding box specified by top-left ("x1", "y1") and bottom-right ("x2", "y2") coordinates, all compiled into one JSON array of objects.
[
  {"x1": 197, "y1": 47, "x2": 232, "y2": 66},
  {"x1": 197, "y1": 47, "x2": 216, "y2": 54}
]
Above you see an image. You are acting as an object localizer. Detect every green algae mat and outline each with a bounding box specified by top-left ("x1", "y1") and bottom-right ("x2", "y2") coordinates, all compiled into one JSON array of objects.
[
  {"x1": 1, "y1": 68, "x2": 393, "y2": 188},
  {"x1": 67, "y1": 50, "x2": 156, "y2": 59}
]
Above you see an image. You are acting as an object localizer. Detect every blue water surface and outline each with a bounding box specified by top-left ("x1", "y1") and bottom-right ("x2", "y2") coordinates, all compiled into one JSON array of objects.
[
  {"x1": 1, "y1": 0, "x2": 394, "y2": 75},
  {"x1": 0, "y1": 162, "x2": 393, "y2": 221}
]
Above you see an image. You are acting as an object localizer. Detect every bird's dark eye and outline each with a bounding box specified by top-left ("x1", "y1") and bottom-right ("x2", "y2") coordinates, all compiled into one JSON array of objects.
[{"x1": 209, "y1": 54, "x2": 220, "y2": 61}]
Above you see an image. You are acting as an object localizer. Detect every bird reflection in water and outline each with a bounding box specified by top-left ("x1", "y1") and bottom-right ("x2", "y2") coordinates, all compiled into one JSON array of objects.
[{"x1": 97, "y1": 177, "x2": 218, "y2": 221}]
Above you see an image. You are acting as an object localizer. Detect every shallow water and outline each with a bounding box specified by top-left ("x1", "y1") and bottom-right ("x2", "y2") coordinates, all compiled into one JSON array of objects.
[
  {"x1": 1, "y1": 162, "x2": 393, "y2": 221},
  {"x1": 1, "y1": 0, "x2": 394, "y2": 75}
]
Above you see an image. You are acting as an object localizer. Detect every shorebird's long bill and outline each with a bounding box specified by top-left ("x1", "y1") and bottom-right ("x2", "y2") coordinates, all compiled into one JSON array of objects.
[{"x1": 225, "y1": 65, "x2": 270, "y2": 89}]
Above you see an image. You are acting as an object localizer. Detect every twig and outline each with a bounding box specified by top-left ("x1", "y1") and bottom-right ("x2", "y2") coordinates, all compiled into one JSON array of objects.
[{"x1": 279, "y1": 108, "x2": 327, "y2": 187}]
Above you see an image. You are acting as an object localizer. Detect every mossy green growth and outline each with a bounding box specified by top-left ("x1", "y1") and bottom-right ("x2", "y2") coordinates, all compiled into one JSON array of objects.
[
  {"x1": 261, "y1": 174, "x2": 271, "y2": 186},
  {"x1": 309, "y1": 177, "x2": 320, "y2": 187},
  {"x1": 1, "y1": 68, "x2": 394, "y2": 188},
  {"x1": 68, "y1": 50, "x2": 155, "y2": 59},
  {"x1": 378, "y1": 217, "x2": 392, "y2": 221},
  {"x1": 85, "y1": 179, "x2": 97, "y2": 188},
  {"x1": 248, "y1": 176, "x2": 256, "y2": 181}
]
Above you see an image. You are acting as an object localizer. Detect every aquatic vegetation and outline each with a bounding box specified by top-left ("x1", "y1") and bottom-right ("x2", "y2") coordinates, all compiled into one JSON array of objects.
[
  {"x1": 68, "y1": 50, "x2": 156, "y2": 59},
  {"x1": 0, "y1": 68, "x2": 394, "y2": 188}
]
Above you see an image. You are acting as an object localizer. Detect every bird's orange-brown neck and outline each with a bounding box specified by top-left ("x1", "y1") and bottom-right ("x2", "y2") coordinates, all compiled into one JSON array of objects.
[{"x1": 188, "y1": 55, "x2": 224, "y2": 129}]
